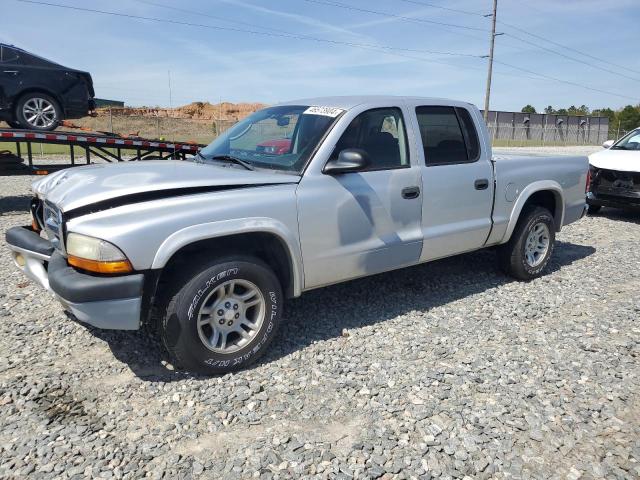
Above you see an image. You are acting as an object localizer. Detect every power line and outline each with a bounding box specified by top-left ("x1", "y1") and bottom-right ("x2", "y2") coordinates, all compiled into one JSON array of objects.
[
  {"x1": 134, "y1": 0, "x2": 483, "y2": 57},
  {"x1": 133, "y1": 0, "x2": 304, "y2": 37},
  {"x1": 301, "y1": 0, "x2": 638, "y2": 98},
  {"x1": 398, "y1": 0, "x2": 640, "y2": 77},
  {"x1": 304, "y1": 0, "x2": 640, "y2": 83},
  {"x1": 397, "y1": 0, "x2": 486, "y2": 17},
  {"x1": 502, "y1": 32, "x2": 640, "y2": 83},
  {"x1": 16, "y1": 0, "x2": 483, "y2": 59},
  {"x1": 300, "y1": 0, "x2": 488, "y2": 32},
  {"x1": 497, "y1": 19, "x2": 640, "y2": 76},
  {"x1": 493, "y1": 60, "x2": 638, "y2": 101}
]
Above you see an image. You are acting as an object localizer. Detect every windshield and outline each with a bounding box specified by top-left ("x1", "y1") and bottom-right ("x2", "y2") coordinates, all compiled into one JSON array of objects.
[
  {"x1": 198, "y1": 105, "x2": 343, "y2": 173},
  {"x1": 611, "y1": 128, "x2": 640, "y2": 151}
]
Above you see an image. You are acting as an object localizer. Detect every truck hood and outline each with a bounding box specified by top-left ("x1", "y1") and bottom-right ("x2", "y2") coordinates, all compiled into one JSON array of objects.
[
  {"x1": 33, "y1": 160, "x2": 300, "y2": 213},
  {"x1": 589, "y1": 149, "x2": 640, "y2": 173}
]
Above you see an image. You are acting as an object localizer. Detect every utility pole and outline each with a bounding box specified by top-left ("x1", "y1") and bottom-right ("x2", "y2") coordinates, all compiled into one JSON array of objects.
[{"x1": 483, "y1": 0, "x2": 499, "y2": 123}]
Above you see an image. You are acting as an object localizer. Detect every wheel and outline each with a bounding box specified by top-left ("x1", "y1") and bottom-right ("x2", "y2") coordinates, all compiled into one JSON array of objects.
[
  {"x1": 15, "y1": 93, "x2": 61, "y2": 131},
  {"x1": 587, "y1": 204, "x2": 602, "y2": 214},
  {"x1": 159, "y1": 256, "x2": 283, "y2": 374},
  {"x1": 497, "y1": 206, "x2": 555, "y2": 281}
]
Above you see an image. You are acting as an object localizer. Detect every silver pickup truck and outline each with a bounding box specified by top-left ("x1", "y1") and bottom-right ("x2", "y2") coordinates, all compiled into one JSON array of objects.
[{"x1": 6, "y1": 96, "x2": 589, "y2": 374}]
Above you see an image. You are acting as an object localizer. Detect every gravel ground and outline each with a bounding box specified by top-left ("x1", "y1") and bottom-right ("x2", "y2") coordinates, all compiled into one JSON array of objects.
[{"x1": 0, "y1": 170, "x2": 639, "y2": 480}]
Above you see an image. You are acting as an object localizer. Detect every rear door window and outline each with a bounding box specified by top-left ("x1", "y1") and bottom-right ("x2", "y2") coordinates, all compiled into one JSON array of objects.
[{"x1": 416, "y1": 106, "x2": 480, "y2": 166}]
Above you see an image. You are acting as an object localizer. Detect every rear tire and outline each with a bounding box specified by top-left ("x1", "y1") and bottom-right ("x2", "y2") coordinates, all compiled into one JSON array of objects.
[
  {"x1": 159, "y1": 256, "x2": 283, "y2": 374},
  {"x1": 587, "y1": 204, "x2": 602, "y2": 214},
  {"x1": 497, "y1": 206, "x2": 555, "y2": 281},
  {"x1": 15, "y1": 93, "x2": 61, "y2": 131}
]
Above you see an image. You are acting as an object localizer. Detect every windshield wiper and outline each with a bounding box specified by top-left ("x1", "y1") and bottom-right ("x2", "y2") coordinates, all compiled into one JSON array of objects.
[
  {"x1": 209, "y1": 154, "x2": 255, "y2": 171},
  {"x1": 192, "y1": 150, "x2": 206, "y2": 163}
]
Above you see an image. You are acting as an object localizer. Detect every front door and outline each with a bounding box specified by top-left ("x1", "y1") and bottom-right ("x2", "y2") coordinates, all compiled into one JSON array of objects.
[{"x1": 297, "y1": 107, "x2": 423, "y2": 289}]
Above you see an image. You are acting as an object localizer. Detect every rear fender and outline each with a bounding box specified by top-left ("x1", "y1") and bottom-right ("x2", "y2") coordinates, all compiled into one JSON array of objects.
[{"x1": 502, "y1": 181, "x2": 564, "y2": 243}]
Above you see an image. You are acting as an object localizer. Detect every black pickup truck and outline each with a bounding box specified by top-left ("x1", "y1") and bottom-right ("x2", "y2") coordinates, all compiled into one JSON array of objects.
[{"x1": 0, "y1": 44, "x2": 95, "y2": 131}]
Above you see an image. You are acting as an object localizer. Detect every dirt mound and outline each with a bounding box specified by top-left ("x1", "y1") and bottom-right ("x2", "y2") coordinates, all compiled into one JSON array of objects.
[{"x1": 95, "y1": 102, "x2": 266, "y2": 121}]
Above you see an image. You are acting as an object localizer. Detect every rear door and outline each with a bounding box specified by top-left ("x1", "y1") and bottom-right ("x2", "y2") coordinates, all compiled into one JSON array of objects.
[
  {"x1": 297, "y1": 106, "x2": 423, "y2": 289},
  {"x1": 413, "y1": 104, "x2": 494, "y2": 261}
]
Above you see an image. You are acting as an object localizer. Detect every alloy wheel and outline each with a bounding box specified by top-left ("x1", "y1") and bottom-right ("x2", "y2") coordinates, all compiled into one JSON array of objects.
[
  {"x1": 196, "y1": 279, "x2": 266, "y2": 354},
  {"x1": 524, "y1": 222, "x2": 550, "y2": 267},
  {"x1": 22, "y1": 97, "x2": 57, "y2": 129}
]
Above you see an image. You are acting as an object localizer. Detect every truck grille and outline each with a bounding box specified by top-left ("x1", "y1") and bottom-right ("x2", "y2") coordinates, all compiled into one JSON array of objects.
[{"x1": 43, "y1": 200, "x2": 64, "y2": 252}]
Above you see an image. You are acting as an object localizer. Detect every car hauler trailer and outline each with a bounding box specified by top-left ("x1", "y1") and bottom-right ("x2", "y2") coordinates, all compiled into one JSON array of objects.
[{"x1": 0, "y1": 127, "x2": 204, "y2": 175}]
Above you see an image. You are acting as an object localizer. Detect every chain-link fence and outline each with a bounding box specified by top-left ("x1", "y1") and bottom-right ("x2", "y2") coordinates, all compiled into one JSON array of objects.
[
  {"x1": 483, "y1": 110, "x2": 613, "y2": 147},
  {"x1": 487, "y1": 124, "x2": 624, "y2": 147}
]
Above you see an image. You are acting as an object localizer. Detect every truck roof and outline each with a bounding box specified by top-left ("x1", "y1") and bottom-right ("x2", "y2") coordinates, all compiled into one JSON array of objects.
[{"x1": 277, "y1": 95, "x2": 475, "y2": 110}]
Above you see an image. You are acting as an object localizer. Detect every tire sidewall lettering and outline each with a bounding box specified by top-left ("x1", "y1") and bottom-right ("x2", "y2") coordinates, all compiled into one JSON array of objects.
[
  {"x1": 187, "y1": 268, "x2": 239, "y2": 320},
  {"x1": 184, "y1": 264, "x2": 279, "y2": 368}
]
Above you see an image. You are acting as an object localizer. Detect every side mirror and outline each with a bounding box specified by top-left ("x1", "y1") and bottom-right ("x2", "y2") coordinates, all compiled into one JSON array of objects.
[
  {"x1": 602, "y1": 140, "x2": 614, "y2": 149},
  {"x1": 277, "y1": 116, "x2": 290, "y2": 127},
  {"x1": 323, "y1": 148, "x2": 370, "y2": 174}
]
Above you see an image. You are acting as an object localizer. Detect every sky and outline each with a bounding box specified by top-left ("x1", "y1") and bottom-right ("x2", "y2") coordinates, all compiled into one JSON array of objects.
[{"x1": 2, "y1": 0, "x2": 639, "y2": 112}]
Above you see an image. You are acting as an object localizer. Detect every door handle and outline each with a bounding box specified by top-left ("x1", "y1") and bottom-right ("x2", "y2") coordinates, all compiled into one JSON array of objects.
[
  {"x1": 401, "y1": 186, "x2": 420, "y2": 199},
  {"x1": 3, "y1": 70, "x2": 19, "y2": 74},
  {"x1": 474, "y1": 178, "x2": 489, "y2": 190}
]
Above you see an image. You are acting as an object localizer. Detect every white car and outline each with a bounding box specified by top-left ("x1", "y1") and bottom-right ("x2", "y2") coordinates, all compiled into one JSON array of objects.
[{"x1": 587, "y1": 127, "x2": 640, "y2": 213}]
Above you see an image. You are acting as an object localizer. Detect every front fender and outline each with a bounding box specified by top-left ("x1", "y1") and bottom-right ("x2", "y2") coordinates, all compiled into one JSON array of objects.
[
  {"x1": 502, "y1": 181, "x2": 564, "y2": 243},
  {"x1": 151, "y1": 217, "x2": 305, "y2": 297}
]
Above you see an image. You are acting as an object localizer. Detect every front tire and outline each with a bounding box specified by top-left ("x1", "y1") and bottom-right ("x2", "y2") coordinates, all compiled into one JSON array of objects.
[
  {"x1": 497, "y1": 206, "x2": 555, "y2": 281},
  {"x1": 15, "y1": 93, "x2": 61, "y2": 131},
  {"x1": 160, "y1": 256, "x2": 283, "y2": 374}
]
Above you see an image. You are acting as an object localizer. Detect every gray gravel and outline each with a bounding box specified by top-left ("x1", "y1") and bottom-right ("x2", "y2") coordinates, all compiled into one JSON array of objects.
[{"x1": 1, "y1": 173, "x2": 639, "y2": 480}]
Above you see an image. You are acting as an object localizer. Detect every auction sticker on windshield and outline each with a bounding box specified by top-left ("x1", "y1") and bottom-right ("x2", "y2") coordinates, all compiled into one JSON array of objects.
[{"x1": 303, "y1": 106, "x2": 344, "y2": 117}]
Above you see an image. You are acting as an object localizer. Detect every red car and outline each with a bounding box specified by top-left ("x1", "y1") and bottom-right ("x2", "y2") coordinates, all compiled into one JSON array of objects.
[{"x1": 256, "y1": 138, "x2": 291, "y2": 155}]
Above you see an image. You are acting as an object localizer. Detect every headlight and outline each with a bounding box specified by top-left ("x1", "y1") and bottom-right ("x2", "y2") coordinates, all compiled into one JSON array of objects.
[{"x1": 66, "y1": 233, "x2": 133, "y2": 274}]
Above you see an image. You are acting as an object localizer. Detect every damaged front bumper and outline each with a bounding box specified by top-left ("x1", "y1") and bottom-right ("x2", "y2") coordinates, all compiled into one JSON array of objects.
[
  {"x1": 587, "y1": 191, "x2": 640, "y2": 210},
  {"x1": 588, "y1": 167, "x2": 640, "y2": 210},
  {"x1": 6, "y1": 226, "x2": 144, "y2": 330}
]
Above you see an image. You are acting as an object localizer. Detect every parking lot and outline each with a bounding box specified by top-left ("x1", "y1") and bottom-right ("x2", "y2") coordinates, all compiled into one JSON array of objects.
[{"x1": 0, "y1": 170, "x2": 638, "y2": 479}]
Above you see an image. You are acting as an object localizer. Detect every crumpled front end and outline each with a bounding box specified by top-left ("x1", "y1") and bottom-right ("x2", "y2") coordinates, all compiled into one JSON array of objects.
[{"x1": 588, "y1": 166, "x2": 640, "y2": 209}]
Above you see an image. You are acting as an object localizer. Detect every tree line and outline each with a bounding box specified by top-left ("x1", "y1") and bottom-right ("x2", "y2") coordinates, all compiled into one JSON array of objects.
[{"x1": 520, "y1": 104, "x2": 640, "y2": 136}]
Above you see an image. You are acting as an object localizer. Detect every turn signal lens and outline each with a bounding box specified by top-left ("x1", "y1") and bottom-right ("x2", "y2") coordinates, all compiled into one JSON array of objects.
[
  {"x1": 66, "y1": 233, "x2": 133, "y2": 274},
  {"x1": 67, "y1": 255, "x2": 133, "y2": 274},
  {"x1": 31, "y1": 216, "x2": 41, "y2": 232}
]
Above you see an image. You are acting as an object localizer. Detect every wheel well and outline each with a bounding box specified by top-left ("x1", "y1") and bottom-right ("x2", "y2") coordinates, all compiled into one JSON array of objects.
[
  {"x1": 522, "y1": 190, "x2": 562, "y2": 231},
  {"x1": 157, "y1": 232, "x2": 295, "y2": 299}
]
